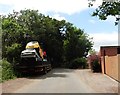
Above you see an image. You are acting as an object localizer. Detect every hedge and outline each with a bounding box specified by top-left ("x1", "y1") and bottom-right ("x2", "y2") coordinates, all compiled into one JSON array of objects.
[
  {"x1": 0, "y1": 59, "x2": 17, "y2": 83},
  {"x1": 69, "y1": 57, "x2": 87, "y2": 69}
]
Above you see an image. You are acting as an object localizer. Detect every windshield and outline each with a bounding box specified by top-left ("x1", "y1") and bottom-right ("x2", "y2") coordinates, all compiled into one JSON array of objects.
[{"x1": 26, "y1": 48, "x2": 34, "y2": 50}]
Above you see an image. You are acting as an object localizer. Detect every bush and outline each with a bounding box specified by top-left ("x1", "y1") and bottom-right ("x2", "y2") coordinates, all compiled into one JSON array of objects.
[
  {"x1": 91, "y1": 59, "x2": 101, "y2": 72},
  {"x1": 0, "y1": 59, "x2": 17, "y2": 83},
  {"x1": 0, "y1": 61, "x2": 2, "y2": 83},
  {"x1": 6, "y1": 43, "x2": 22, "y2": 64},
  {"x1": 69, "y1": 58, "x2": 87, "y2": 69}
]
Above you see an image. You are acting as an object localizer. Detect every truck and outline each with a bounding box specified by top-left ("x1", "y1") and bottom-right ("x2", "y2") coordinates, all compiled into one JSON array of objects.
[{"x1": 15, "y1": 41, "x2": 51, "y2": 74}]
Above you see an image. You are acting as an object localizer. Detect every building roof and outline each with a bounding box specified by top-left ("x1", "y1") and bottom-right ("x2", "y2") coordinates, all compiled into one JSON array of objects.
[{"x1": 100, "y1": 46, "x2": 120, "y2": 49}]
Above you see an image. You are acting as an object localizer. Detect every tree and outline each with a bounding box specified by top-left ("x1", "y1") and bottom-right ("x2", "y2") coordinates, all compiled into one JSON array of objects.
[
  {"x1": 2, "y1": 9, "x2": 93, "y2": 68},
  {"x1": 89, "y1": 0, "x2": 120, "y2": 25},
  {"x1": 2, "y1": 9, "x2": 67, "y2": 67},
  {"x1": 89, "y1": 49, "x2": 97, "y2": 55},
  {"x1": 2, "y1": 13, "x2": 25, "y2": 60},
  {"x1": 64, "y1": 24, "x2": 93, "y2": 63}
]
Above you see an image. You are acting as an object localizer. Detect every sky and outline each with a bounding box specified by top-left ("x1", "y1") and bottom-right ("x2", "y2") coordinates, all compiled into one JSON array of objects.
[{"x1": 0, "y1": 0, "x2": 118, "y2": 51}]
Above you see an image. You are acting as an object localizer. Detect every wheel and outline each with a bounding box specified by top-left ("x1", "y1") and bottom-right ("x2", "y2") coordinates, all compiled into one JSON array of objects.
[{"x1": 42, "y1": 67, "x2": 47, "y2": 74}]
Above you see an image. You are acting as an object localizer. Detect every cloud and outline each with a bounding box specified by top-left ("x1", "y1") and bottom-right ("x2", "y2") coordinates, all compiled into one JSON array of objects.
[
  {"x1": 90, "y1": 0, "x2": 103, "y2": 8},
  {"x1": 52, "y1": 14, "x2": 66, "y2": 21},
  {"x1": 106, "y1": 16, "x2": 116, "y2": 22},
  {"x1": 89, "y1": 31, "x2": 118, "y2": 51},
  {"x1": 99, "y1": 16, "x2": 116, "y2": 24},
  {"x1": 0, "y1": 0, "x2": 102, "y2": 15},
  {"x1": 89, "y1": 16, "x2": 116, "y2": 24}
]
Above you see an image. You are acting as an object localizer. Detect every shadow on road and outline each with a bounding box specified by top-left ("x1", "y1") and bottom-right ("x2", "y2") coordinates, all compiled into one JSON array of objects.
[{"x1": 23, "y1": 68, "x2": 75, "y2": 80}]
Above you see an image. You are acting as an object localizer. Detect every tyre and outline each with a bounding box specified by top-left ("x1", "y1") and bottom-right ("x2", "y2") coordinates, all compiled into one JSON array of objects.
[{"x1": 42, "y1": 67, "x2": 47, "y2": 74}]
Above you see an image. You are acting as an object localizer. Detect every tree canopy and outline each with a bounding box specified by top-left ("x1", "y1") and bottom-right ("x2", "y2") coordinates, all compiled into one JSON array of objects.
[
  {"x1": 89, "y1": 0, "x2": 120, "y2": 25},
  {"x1": 2, "y1": 9, "x2": 93, "y2": 67}
]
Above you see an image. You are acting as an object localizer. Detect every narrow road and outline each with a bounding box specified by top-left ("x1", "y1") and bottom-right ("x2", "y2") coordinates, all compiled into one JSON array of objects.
[
  {"x1": 12, "y1": 69, "x2": 118, "y2": 93},
  {"x1": 14, "y1": 69, "x2": 95, "y2": 93}
]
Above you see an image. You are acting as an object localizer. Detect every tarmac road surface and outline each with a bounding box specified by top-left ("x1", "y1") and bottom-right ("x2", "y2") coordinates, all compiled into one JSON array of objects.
[{"x1": 12, "y1": 69, "x2": 118, "y2": 93}]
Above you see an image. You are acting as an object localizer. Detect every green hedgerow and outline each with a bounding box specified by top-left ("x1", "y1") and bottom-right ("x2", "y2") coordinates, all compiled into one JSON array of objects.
[
  {"x1": 6, "y1": 43, "x2": 22, "y2": 64},
  {"x1": 0, "y1": 59, "x2": 17, "y2": 83},
  {"x1": 69, "y1": 57, "x2": 87, "y2": 69}
]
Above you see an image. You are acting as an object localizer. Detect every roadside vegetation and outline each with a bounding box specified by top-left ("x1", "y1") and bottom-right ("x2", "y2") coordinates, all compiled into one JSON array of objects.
[
  {"x1": 3, "y1": 0, "x2": 120, "y2": 81},
  {"x1": 1, "y1": 9, "x2": 93, "y2": 82},
  {"x1": 0, "y1": 60, "x2": 2, "y2": 83},
  {"x1": 91, "y1": 59, "x2": 101, "y2": 72},
  {"x1": 88, "y1": 50, "x2": 102, "y2": 73},
  {"x1": 2, "y1": 9, "x2": 93, "y2": 67},
  {"x1": 65, "y1": 57, "x2": 88, "y2": 69},
  {"x1": 0, "y1": 59, "x2": 17, "y2": 83}
]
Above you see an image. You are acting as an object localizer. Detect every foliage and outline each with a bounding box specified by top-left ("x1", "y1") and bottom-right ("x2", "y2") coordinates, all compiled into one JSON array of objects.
[
  {"x1": 6, "y1": 43, "x2": 22, "y2": 64},
  {"x1": 0, "y1": 61, "x2": 1, "y2": 83},
  {"x1": 0, "y1": 59, "x2": 17, "y2": 83},
  {"x1": 64, "y1": 26, "x2": 93, "y2": 63},
  {"x1": 2, "y1": 9, "x2": 93, "y2": 67},
  {"x1": 89, "y1": 49, "x2": 96, "y2": 55},
  {"x1": 91, "y1": 59, "x2": 101, "y2": 72},
  {"x1": 68, "y1": 58, "x2": 87, "y2": 69},
  {"x1": 89, "y1": 0, "x2": 120, "y2": 25}
]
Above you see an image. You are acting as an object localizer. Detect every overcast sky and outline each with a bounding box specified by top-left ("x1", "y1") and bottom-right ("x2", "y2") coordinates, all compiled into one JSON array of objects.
[{"x1": 0, "y1": 0, "x2": 118, "y2": 51}]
